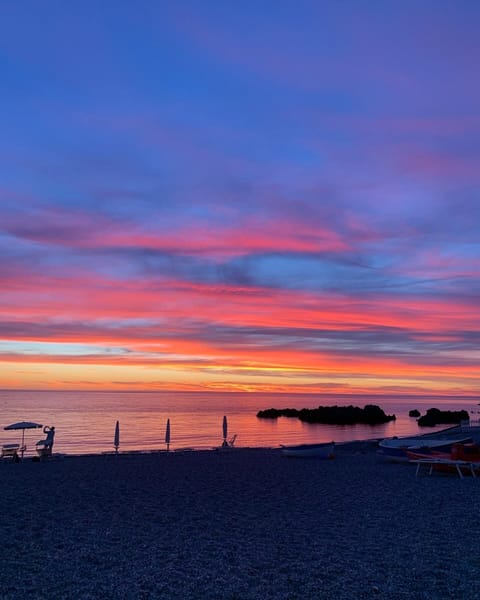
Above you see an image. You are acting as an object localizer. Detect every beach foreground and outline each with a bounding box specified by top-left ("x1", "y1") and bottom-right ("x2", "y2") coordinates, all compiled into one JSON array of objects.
[{"x1": 1, "y1": 444, "x2": 479, "y2": 600}]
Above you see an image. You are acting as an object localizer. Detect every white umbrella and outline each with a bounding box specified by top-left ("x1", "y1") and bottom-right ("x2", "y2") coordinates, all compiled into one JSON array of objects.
[
  {"x1": 114, "y1": 420, "x2": 120, "y2": 454},
  {"x1": 165, "y1": 418, "x2": 171, "y2": 451},
  {"x1": 222, "y1": 415, "x2": 228, "y2": 447},
  {"x1": 4, "y1": 421, "x2": 43, "y2": 457}
]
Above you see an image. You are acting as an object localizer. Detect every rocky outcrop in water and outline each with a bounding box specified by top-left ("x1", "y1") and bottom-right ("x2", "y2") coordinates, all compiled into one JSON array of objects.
[
  {"x1": 417, "y1": 408, "x2": 469, "y2": 427},
  {"x1": 256, "y1": 404, "x2": 396, "y2": 425}
]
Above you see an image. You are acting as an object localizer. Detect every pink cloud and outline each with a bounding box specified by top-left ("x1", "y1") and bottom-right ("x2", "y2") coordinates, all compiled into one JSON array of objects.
[{"x1": 3, "y1": 205, "x2": 350, "y2": 259}]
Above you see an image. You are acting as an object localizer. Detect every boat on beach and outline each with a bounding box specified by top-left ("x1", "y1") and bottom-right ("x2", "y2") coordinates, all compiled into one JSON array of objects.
[
  {"x1": 281, "y1": 441, "x2": 335, "y2": 458},
  {"x1": 377, "y1": 435, "x2": 473, "y2": 463},
  {"x1": 406, "y1": 443, "x2": 480, "y2": 477},
  {"x1": 406, "y1": 442, "x2": 480, "y2": 463}
]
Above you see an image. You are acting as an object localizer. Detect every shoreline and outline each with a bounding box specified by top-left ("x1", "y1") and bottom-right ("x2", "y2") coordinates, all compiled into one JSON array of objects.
[
  {"x1": 1, "y1": 442, "x2": 479, "y2": 599},
  {"x1": 20, "y1": 438, "x2": 382, "y2": 461},
  {"x1": 17, "y1": 422, "x2": 472, "y2": 462}
]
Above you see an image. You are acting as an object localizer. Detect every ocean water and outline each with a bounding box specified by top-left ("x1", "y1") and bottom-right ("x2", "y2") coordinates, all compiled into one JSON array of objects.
[{"x1": 0, "y1": 390, "x2": 478, "y2": 457}]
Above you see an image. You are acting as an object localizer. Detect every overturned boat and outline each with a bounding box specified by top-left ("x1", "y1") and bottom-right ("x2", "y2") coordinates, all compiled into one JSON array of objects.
[{"x1": 281, "y1": 441, "x2": 335, "y2": 458}]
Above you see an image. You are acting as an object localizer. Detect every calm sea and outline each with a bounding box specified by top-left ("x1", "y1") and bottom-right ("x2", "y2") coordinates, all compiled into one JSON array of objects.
[{"x1": 0, "y1": 391, "x2": 478, "y2": 457}]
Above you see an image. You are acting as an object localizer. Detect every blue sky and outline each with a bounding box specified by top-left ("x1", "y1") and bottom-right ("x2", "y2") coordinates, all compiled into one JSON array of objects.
[{"x1": 1, "y1": 1, "x2": 479, "y2": 393}]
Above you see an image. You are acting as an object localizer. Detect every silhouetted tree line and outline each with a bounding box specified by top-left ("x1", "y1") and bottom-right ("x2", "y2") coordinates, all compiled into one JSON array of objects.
[{"x1": 256, "y1": 404, "x2": 395, "y2": 425}]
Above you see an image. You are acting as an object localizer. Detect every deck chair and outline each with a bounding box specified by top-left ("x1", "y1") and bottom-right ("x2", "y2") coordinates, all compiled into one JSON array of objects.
[
  {"x1": 35, "y1": 426, "x2": 55, "y2": 458},
  {"x1": 36, "y1": 440, "x2": 52, "y2": 458},
  {"x1": 220, "y1": 435, "x2": 237, "y2": 449},
  {"x1": 1, "y1": 444, "x2": 21, "y2": 461}
]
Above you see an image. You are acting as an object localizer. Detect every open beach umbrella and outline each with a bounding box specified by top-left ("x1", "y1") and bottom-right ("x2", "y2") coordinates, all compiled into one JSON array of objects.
[
  {"x1": 4, "y1": 421, "x2": 43, "y2": 457},
  {"x1": 114, "y1": 420, "x2": 120, "y2": 454},
  {"x1": 222, "y1": 415, "x2": 228, "y2": 447},
  {"x1": 165, "y1": 418, "x2": 171, "y2": 451}
]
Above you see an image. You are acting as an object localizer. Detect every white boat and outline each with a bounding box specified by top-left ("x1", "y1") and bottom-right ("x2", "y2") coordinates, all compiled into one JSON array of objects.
[
  {"x1": 377, "y1": 436, "x2": 472, "y2": 463},
  {"x1": 281, "y1": 441, "x2": 335, "y2": 458}
]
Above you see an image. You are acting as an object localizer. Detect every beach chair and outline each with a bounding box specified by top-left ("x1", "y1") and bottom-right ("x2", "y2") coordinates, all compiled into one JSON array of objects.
[
  {"x1": 1, "y1": 443, "x2": 22, "y2": 461},
  {"x1": 35, "y1": 426, "x2": 55, "y2": 459},
  {"x1": 36, "y1": 440, "x2": 52, "y2": 458},
  {"x1": 219, "y1": 435, "x2": 237, "y2": 450},
  {"x1": 411, "y1": 457, "x2": 479, "y2": 479}
]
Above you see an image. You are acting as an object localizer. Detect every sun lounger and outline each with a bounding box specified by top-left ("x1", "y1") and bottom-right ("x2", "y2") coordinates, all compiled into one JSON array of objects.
[
  {"x1": 411, "y1": 458, "x2": 480, "y2": 479},
  {"x1": 1, "y1": 443, "x2": 22, "y2": 460},
  {"x1": 35, "y1": 440, "x2": 52, "y2": 458},
  {"x1": 35, "y1": 426, "x2": 55, "y2": 458}
]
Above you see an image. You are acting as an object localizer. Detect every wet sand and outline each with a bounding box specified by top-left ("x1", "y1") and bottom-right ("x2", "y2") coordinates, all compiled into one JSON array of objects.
[{"x1": 0, "y1": 444, "x2": 479, "y2": 599}]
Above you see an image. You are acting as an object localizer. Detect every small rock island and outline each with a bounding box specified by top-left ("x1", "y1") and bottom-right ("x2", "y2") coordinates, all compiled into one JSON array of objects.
[
  {"x1": 256, "y1": 404, "x2": 396, "y2": 425},
  {"x1": 417, "y1": 408, "x2": 469, "y2": 427}
]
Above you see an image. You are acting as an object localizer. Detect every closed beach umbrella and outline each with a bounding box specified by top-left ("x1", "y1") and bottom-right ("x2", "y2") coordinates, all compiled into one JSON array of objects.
[
  {"x1": 4, "y1": 421, "x2": 43, "y2": 457},
  {"x1": 222, "y1": 415, "x2": 228, "y2": 447},
  {"x1": 114, "y1": 420, "x2": 120, "y2": 454},
  {"x1": 165, "y1": 418, "x2": 171, "y2": 451}
]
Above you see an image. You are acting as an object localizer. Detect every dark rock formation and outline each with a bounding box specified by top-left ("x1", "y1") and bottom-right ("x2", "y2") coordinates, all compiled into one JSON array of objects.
[
  {"x1": 256, "y1": 404, "x2": 395, "y2": 425},
  {"x1": 417, "y1": 408, "x2": 469, "y2": 427}
]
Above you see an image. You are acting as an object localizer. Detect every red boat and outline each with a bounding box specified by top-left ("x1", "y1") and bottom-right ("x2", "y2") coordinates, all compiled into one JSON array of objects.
[{"x1": 406, "y1": 443, "x2": 480, "y2": 476}]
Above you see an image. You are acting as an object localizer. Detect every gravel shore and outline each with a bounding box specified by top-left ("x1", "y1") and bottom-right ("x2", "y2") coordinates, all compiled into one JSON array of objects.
[{"x1": 0, "y1": 444, "x2": 479, "y2": 600}]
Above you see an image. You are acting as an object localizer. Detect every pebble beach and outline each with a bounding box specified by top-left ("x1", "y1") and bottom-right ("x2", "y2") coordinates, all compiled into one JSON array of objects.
[{"x1": 1, "y1": 443, "x2": 479, "y2": 600}]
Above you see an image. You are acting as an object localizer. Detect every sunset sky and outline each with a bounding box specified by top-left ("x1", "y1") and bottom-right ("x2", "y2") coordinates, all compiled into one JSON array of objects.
[{"x1": 1, "y1": 1, "x2": 479, "y2": 394}]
